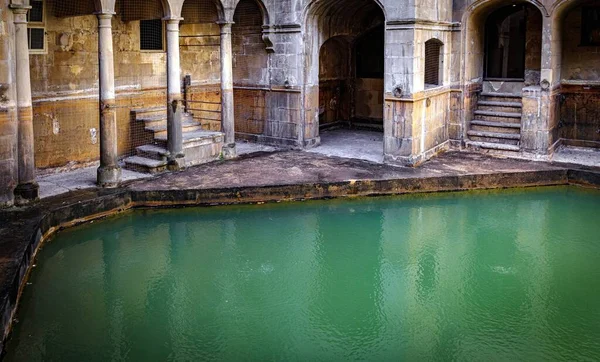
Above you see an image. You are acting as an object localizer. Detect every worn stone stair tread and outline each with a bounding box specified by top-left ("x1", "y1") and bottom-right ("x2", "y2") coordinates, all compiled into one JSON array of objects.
[
  {"x1": 467, "y1": 141, "x2": 520, "y2": 152},
  {"x1": 132, "y1": 106, "x2": 166, "y2": 113},
  {"x1": 145, "y1": 119, "x2": 202, "y2": 132},
  {"x1": 480, "y1": 92, "x2": 522, "y2": 98},
  {"x1": 470, "y1": 120, "x2": 521, "y2": 129},
  {"x1": 138, "y1": 114, "x2": 168, "y2": 122},
  {"x1": 468, "y1": 130, "x2": 521, "y2": 140},
  {"x1": 136, "y1": 144, "x2": 169, "y2": 155},
  {"x1": 155, "y1": 129, "x2": 224, "y2": 142},
  {"x1": 123, "y1": 156, "x2": 167, "y2": 168},
  {"x1": 477, "y1": 101, "x2": 522, "y2": 108},
  {"x1": 473, "y1": 110, "x2": 522, "y2": 118}
]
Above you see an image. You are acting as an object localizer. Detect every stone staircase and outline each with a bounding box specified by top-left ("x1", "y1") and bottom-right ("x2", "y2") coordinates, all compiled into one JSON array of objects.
[
  {"x1": 124, "y1": 107, "x2": 224, "y2": 173},
  {"x1": 467, "y1": 92, "x2": 522, "y2": 152}
]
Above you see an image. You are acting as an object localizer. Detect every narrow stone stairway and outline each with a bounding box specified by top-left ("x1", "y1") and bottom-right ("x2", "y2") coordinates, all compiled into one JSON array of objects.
[
  {"x1": 467, "y1": 92, "x2": 522, "y2": 152},
  {"x1": 124, "y1": 107, "x2": 224, "y2": 173}
]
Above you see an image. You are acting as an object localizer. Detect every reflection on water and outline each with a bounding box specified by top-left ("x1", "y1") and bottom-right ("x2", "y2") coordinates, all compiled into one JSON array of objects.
[{"x1": 5, "y1": 187, "x2": 600, "y2": 361}]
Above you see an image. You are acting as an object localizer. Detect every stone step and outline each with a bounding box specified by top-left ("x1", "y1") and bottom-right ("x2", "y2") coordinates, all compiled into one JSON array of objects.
[
  {"x1": 473, "y1": 110, "x2": 522, "y2": 119},
  {"x1": 480, "y1": 92, "x2": 522, "y2": 98},
  {"x1": 468, "y1": 130, "x2": 521, "y2": 140},
  {"x1": 140, "y1": 113, "x2": 195, "y2": 129},
  {"x1": 136, "y1": 144, "x2": 169, "y2": 161},
  {"x1": 466, "y1": 141, "x2": 521, "y2": 152},
  {"x1": 478, "y1": 101, "x2": 522, "y2": 108},
  {"x1": 123, "y1": 156, "x2": 168, "y2": 174},
  {"x1": 470, "y1": 120, "x2": 521, "y2": 129},
  {"x1": 155, "y1": 130, "x2": 224, "y2": 147},
  {"x1": 132, "y1": 107, "x2": 167, "y2": 121},
  {"x1": 146, "y1": 120, "x2": 203, "y2": 138},
  {"x1": 477, "y1": 100, "x2": 522, "y2": 113}
]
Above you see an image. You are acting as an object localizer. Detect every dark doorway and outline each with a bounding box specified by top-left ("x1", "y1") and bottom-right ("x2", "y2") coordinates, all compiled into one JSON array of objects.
[
  {"x1": 318, "y1": 24, "x2": 384, "y2": 131},
  {"x1": 484, "y1": 5, "x2": 527, "y2": 79}
]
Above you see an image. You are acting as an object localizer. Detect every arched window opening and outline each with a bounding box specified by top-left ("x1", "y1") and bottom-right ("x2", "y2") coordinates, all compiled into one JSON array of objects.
[
  {"x1": 181, "y1": 0, "x2": 219, "y2": 24},
  {"x1": 233, "y1": 0, "x2": 263, "y2": 27},
  {"x1": 424, "y1": 39, "x2": 443, "y2": 87}
]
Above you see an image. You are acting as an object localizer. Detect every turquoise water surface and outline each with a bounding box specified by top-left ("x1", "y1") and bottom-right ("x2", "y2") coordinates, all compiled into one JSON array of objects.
[{"x1": 5, "y1": 186, "x2": 600, "y2": 361}]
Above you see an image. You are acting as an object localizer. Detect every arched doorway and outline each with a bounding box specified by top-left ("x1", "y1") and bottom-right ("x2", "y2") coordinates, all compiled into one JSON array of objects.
[
  {"x1": 306, "y1": 0, "x2": 385, "y2": 162},
  {"x1": 462, "y1": 1, "x2": 544, "y2": 152}
]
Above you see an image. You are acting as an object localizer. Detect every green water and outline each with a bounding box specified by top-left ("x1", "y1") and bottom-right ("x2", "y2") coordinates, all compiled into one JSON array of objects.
[{"x1": 5, "y1": 187, "x2": 600, "y2": 361}]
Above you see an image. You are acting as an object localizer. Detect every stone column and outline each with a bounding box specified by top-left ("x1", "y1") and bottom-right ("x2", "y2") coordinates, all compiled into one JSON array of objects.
[
  {"x1": 10, "y1": 5, "x2": 39, "y2": 204},
  {"x1": 219, "y1": 21, "x2": 236, "y2": 158},
  {"x1": 96, "y1": 13, "x2": 122, "y2": 187},
  {"x1": 165, "y1": 17, "x2": 184, "y2": 169}
]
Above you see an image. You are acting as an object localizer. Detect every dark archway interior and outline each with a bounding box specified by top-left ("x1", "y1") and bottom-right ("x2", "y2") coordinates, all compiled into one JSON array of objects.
[
  {"x1": 484, "y1": 4, "x2": 542, "y2": 83},
  {"x1": 317, "y1": 2, "x2": 385, "y2": 131}
]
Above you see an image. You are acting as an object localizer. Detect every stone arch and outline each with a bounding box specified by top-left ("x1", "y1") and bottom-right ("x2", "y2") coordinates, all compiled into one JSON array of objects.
[{"x1": 460, "y1": 0, "x2": 547, "y2": 84}]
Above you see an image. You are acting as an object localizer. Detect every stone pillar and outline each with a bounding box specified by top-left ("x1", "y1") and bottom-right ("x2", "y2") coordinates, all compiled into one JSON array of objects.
[
  {"x1": 96, "y1": 13, "x2": 122, "y2": 187},
  {"x1": 10, "y1": 5, "x2": 39, "y2": 204},
  {"x1": 219, "y1": 21, "x2": 236, "y2": 158},
  {"x1": 165, "y1": 18, "x2": 184, "y2": 169}
]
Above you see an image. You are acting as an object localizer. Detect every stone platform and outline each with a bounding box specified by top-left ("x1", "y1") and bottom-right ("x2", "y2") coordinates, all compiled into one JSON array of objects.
[{"x1": 1, "y1": 150, "x2": 600, "y2": 355}]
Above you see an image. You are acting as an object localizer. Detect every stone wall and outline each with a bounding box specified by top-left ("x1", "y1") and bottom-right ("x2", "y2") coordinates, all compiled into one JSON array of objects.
[{"x1": 561, "y1": 6, "x2": 600, "y2": 82}]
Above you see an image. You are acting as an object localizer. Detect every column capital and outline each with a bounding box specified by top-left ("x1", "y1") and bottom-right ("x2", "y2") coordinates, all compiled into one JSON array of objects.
[
  {"x1": 95, "y1": 11, "x2": 116, "y2": 18},
  {"x1": 163, "y1": 16, "x2": 183, "y2": 24},
  {"x1": 9, "y1": 4, "x2": 31, "y2": 13},
  {"x1": 9, "y1": 4, "x2": 31, "y2": 23},
  {"x1": 217, "y1": 21, "x2": 235, "y2": 33}
]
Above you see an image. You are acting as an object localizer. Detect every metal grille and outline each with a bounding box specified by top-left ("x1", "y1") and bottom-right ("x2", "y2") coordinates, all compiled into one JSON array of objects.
[
  {"x1": 51, "y1": 0, "x2": 96, "y2": 18},
  {"x1": 182, "y1": 0, "x2": 219, "y2": 24},
  {"x1": 118, "y1": 0, "x2": 164, "y2": 22},
  {"x1": 140, "y1": 19, "x2": 164, "y2": 50},
  {"x1": 424, "y1": 40, "x2": 442, "y2": 86},
  {"x1": 233, "y1": 0, "x2": 263, "y2": 27}
]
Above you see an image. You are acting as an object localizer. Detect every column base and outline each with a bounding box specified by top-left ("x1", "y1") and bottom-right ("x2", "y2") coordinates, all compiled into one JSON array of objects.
[
  {"x1": 222, "y1": 143, "x2": 237, "y2": 160},
  {"x1": 14, "y1": 181, "x2": 39, "y2": 205},
  {"x1": 167, "y1": 156, "x2": 186, "y2": 171},
  {"x1": 97, "y1": 165, "x2": 122, "y2": 188}
]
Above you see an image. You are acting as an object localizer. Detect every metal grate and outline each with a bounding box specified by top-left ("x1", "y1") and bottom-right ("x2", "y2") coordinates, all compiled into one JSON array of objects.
[
  {"x1": 140, "y1": 19, "x2": 164, "y2": 50},
  {"x1": 424, "y1": 39, "x2": 442, "y2": 86},
  {"x1": 51, "y1": 0, "x2": 96, "y2": 18},
  {"x1": 233, "y1": 0, "x2": 263, "y2": 27},
  {"x1": 118, "y1": 0, "x2": 164, "y2": 22}
]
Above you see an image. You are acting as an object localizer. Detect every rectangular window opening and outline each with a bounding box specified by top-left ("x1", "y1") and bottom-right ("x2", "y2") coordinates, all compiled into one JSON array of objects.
[
  {"x1": 27, "y1": 0, "x2": 45, "y2": 53},
  {"x1": 140, "y1": 19, "x2": 164, "y2": 51}
]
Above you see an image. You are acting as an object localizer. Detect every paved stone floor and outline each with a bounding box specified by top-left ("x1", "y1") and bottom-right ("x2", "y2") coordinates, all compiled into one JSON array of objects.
[
  {"x1": 307, "y1": 128, "x2": 384, "y2": 164},
  {"x1": 130, "y1": 150, "x2": 568, "y2": 191},
  {"x1": 35, "y1": 136, "x2": 600, "y2": 199},
  {"x1": 37, "y1": 141, "x2": 278, "y2": 199}
]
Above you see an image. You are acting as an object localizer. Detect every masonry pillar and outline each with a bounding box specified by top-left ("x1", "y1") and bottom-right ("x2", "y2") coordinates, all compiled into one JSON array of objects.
[
  {"x1": 521, "y1": 15, "x2": 556, "y2": 156},
  {"x1": 219, "y1": 21, "x2": 236, "y2": 158},
  {"x1": 96, "y1": 13, "x2": 122, "y2": 187},
  {"x1": 165, "y1": 17, "x2": 184, "y2": 169},
  {"x1": 10, "y1": 5, "x2": 39, "y2": 203}
]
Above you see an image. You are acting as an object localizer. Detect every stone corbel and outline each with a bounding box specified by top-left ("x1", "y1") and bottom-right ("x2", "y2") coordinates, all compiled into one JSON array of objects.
[{"x1": 262, "y1": 25, "x2": 275, "y2": 53}]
